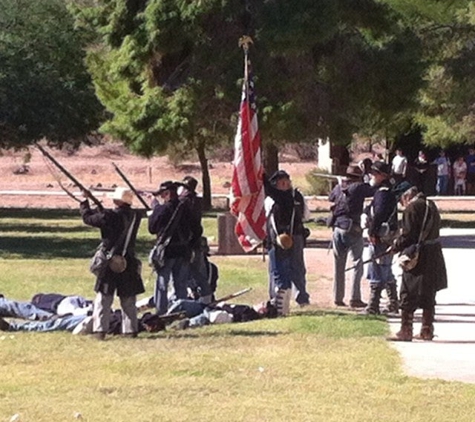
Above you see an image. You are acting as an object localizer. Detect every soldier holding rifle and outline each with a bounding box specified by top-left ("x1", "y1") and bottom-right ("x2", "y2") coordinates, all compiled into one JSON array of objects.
[
  {"x1": 328, "y1": 165, "x2": 374, "y2": 308},
  {"x1": 80, "y1": 187, "x2": 145, "y2": 340},
  {"x1": 360, "y1": 162, "x2": 399, "y2": 315},
  {"x1": 36, "y1": 144, "x2": 145, "y2": 340},
  {"x1": 148, "y1": 181, "x2": 201, "y2": 315}
]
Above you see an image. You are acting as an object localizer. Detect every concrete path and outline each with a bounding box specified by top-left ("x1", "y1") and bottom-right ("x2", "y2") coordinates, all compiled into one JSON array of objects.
[{"x1": 387, "y1": 228, "x2": 475, "y2": 384}]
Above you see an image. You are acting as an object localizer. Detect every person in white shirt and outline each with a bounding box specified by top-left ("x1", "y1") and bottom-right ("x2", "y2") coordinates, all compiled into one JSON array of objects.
[
  {"x1": 391, "y1": 149, "x2": 408, "y2": 183},
  {"x1": 433, "y1": 150, "x2": 451, "y2": 195}
]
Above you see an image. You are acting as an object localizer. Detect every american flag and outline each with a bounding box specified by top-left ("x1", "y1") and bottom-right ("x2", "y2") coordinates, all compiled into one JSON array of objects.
[{"x1": 231, "y1": 58, "x2": 266, "y2": 252}]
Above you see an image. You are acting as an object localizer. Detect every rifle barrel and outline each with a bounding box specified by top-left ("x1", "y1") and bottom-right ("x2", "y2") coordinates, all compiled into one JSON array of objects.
[
  {"x1": 313, "y1": 172, "x2": 346, "y2": 180},
  {"x1": 210, "y1": 287, "x2": 252, "y2": 305},
  {"x1": 344, "y1": 249, "x2": 393, "y2": 272},
  {"x1": 112, "y1": 162, "x2": 151, "y2": 210},
  {"x1": 36, "y1": 143, "x2": 103, "y2": 209}
]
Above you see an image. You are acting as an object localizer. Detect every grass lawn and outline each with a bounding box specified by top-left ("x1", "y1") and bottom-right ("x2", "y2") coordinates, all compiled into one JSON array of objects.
[{"x1": 1, "y1": 209, "x2": 475, "y2": 421}]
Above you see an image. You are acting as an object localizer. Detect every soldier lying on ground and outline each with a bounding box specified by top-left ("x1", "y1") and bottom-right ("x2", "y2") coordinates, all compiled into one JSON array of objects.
[
  {"x1": 0, "y1": 293, "x2": 181, "y2": 335},
  {"x1": 166, "y1": 298, "x2": 278, "y2": 330}
]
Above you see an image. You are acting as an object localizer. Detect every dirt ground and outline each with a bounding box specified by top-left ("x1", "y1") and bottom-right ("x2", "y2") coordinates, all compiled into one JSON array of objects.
[
  {"x1": 1, "y1": 144, "x2": 471, "y2": 212},
  {"x1": 0, "y1": 144, "x2": 318, "y2": 209}
]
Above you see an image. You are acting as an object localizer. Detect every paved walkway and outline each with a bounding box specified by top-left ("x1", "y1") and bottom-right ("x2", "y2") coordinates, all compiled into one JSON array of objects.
[{"x1": 387, "y1": 228, "x2": 475, "y2": 384}]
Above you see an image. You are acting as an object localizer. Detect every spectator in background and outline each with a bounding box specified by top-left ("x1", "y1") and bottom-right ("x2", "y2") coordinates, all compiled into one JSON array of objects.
[
  {"x1": 413, "y1": 151, "x2": 430, "y2": 194},
  {"x1": 453, "y1": 156, "x2": 467, "y2": 195},
  {"x1": 391, "y1": 149, "x2": 408, "y2": 184},
  {"x1": 465, "y1": 148, "x2": 475, "y2": 195},
  {"x1": 433, "y1": 150, "x2": 451, "y2": 195}
]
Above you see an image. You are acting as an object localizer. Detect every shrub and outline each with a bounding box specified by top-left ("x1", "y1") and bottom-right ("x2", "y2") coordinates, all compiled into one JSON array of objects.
[{"x1": 305, "y1": 167, "x2": 335, "y2": 195}]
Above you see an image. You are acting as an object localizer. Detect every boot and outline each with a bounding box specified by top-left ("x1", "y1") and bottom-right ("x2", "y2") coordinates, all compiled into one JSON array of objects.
[
  {"x1": 387, "y1": 310, "x2": 413, "y2": 341},
  {"x1": 0, "y1": 317, "x2": 10, "y2": 331},
  {"x1": 92, "y1": 332, "x2": 106, "y2": 341},
  {"x1": 382, "y1": 281, "x2": 399, "y2": 314},
  {"x1": 359, "y1": 284, "x2": 382, "y2": 315},
  {"x1": 275, "y1": 288, "x2": 291, "y2": 317},
  {"x1": 122, "y1": 332, "x2": 138, "y2": 338},
  {"x1": 414, "y1": 308, "x2": 435, "y2": 340}
]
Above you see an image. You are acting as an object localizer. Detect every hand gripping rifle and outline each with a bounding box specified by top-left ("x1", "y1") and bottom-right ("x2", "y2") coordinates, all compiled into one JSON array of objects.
[
  {"x1": 36, "y1": 143, "x2": 104, "y2": 210},
  {"x1": 112, "y1": 162, "x2": 151, "y2": 210},
  {"x1": 345, "y1": 247, "x2": 394, "y2": 272}
]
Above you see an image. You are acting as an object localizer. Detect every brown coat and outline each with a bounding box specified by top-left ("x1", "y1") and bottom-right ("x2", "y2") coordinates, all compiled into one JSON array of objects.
[{"x1": 394, "y1": 194, "x2": 447, "y2": 310}]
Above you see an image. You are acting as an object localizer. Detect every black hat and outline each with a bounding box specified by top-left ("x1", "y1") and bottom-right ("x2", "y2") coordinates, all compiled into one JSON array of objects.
[
  {"x1": 269, "y1": 170, "x2": 290, "y2": 184},
  {"x1": 370, "y1": 161, "x2": 391, "y2": 176},
  {"x1": 153, "y1": 180, "x2": 177, "y2": 195},
  {"x1": 393, "y1": 181, "x2": 414, "y2": 200},
  {"x1": 182, "y1": 176, "x2": 198, "y2": 192}
]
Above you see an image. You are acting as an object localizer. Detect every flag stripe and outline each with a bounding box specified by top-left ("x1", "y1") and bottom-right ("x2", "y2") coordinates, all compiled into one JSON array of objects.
[{"x1": 231, "y1": 59, "x2": 266, "y2": 252}]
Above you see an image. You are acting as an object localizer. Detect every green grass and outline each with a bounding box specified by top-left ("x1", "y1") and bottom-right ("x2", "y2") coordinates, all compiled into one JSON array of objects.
[{"x1": 1, "y1": 209, "x2": 475, "y2": 421}]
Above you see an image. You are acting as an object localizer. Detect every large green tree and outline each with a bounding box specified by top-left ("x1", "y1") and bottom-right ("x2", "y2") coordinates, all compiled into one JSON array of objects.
[
  {"x1": 71, "y1": 0, "x2": 426, "y2": 199},
  {"x1": 0, "y1": 0, "x2": 102, "y2": 148},
  {"x1": 382, "y1": 0, "x2": 475, "y2": 147}
]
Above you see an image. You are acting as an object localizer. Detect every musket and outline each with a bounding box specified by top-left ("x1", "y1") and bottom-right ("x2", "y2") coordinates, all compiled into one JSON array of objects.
[
  {"x1": 112, "y1": 162, "x2": 151, "y2": 210},
  {"x1": 90, "y1": 186, "x2": 154, "y2": 196},
  {"x1": 36, "y1": 143, "x2": 104, "y2": 209},
  {"x1": 209, "y1": 287, "x2": 252, "y2": 306},
  {"x1": 345, "y1": 248, "x2": 394, "y2": 272},
  {"x1": 159, "y1": 311, "x2": 187, "y2": 322},
  {"x1": 142, "y1": 311, "x2": 187, "y2": 333},
  {"x1": 313, "y1": 172, "x2": 346, "y2": 180}
]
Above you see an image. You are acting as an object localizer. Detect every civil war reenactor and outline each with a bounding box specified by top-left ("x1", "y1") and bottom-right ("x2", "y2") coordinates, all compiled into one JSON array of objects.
[
  {"x1": 360, "y1": 161, "x2": 399, "y2": 315},
  {"x1": 148, "y1": 181, "x2": 201, "y2": 315},
  {"x1": 264, "y1": 170, "x2": 310, "y2": 315},
  {"x1": 177, "y1": 176, "x2": 213, "y2": 304},
  {"x1": 328, "y1": 165, "x2": 374, "y2": 308},
  {"x1": 80, "y1": 187, "x2": 145, "y2": 340},
  {"x1": 388, "y1": 186, "x2": 447, "y2": 341}
]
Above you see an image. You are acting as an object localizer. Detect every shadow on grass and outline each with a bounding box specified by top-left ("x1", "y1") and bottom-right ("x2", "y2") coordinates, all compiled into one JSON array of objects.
[
  {"x1": 143, "y1": 329, "x2": 284, "y2": 340},
  {"x1": 292, "y1": 308, "x2": 386, "y2": 321},
  {"x1": 441, "y1": 218, "x2": 475, "y2": 229},
  {"x1": 0, "y1": 236, "x2": 152, "y2": 259},
  {"x1": 0, "y1": 223, "x2": 90, "y2": 234},
  {"x1": 0, "y1": 208, "x2": 80, "y2": 220}
]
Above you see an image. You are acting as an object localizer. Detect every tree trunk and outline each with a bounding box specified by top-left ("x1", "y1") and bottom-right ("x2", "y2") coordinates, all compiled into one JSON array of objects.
[
  {"x1": 196, "y1": 140, "x2": 212, "y2": 211},
  {"x1": 263, "y1": 142, "x2": 279, "y2": 177}
]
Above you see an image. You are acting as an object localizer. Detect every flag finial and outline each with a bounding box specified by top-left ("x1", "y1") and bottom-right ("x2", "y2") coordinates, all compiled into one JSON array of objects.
[{"x1": 238, "y1": 36, "x2": 253, "y2": 52}]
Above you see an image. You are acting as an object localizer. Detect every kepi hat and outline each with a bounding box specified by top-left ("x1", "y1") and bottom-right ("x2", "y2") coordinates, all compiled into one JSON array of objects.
[
  {"x1": 370, "y1": 161, "x2": 391, "y2": 176},
  {"x1": 153, "y1": 180, "x2": 177, "y2": 196},
  {"x1": 182, "y1": 176, "x2": 198, "y2": 192},
  {"x1": 269, "y1": 170, "x2": 290, "y2": 185}
]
